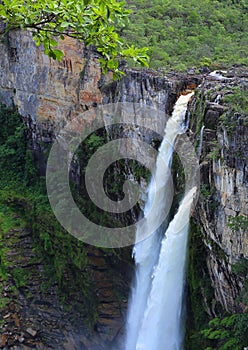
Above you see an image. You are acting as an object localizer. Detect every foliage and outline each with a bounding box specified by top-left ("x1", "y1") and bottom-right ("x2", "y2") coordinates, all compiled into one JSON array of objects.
[
  {"x1": 228, "y1": 215, "x2": 248, "y2": 232},
  {"x1": 129, "y1": 159, "x2": 150, "y2": 182},
  {"x1": 121, "y1": 0, "x2": 248, "y2": 70},
  {"x1": 200, "y1": 184, "x2": 212, "y2": 198},
  {"x1": 207, "y1": 147, "x2": 220, "y2": 161},
  {"x1": 0, "y1": 230, "x2": 8, "y2": 280},
  {"x1": 232, "y1": 258, "x2": 248, "y2": 277},
  {"x1": 232, "y1": 258, "x2": 248, "y2": 305},
  {"x1": 201, "y1": 312, "x2": 248, "y2": 350},
  {"x1": 0, "y1": 0, "x2": 149, "y2": 77},
  {"x1": 0, "y1": 104, "x2": 137, "y2": 325},
  {"x1": 223, "y1": 86, "x2": 248, "y2": 114},
  {"x1": 1, "y1": 0, "x2": 247, "y2": 72},
  {"x1": 186, "y1": 223, "x2": 248, "y2": 349},
  {"x1": 11, "y1": 268, "x2": 27, "y2": 288},
  {"x1": 74, "y1": 128, "x2": 149, "y2": 226},
  {"x1": 0, "y1": 103, "x2": 98, "y2": 323},
  {"x1": 0, "y1": 104, "x2": 27, "y2": 176},
  {"x1": 185, "y1": 221, "x2": 214, "y2": 350},
  {"x1": 205, "y1": 139, "x2": 220, "y2": 161}
]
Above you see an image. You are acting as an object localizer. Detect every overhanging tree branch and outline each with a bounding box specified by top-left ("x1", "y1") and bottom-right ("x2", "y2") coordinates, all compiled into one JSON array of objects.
[{"x1": 0, "y1": 0, "x2": 149, "y2": 77}]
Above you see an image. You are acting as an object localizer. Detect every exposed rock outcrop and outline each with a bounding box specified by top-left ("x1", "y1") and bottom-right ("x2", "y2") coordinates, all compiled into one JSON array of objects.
[{"x1": 189, "y1": 68, "x2": 248, "y2": 313}]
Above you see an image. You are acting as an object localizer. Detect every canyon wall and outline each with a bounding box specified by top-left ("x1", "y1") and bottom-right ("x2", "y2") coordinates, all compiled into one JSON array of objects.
[
  {"x1": 189, "y1": 69, "x2": 248, "y2": 314},
  {"x1": 0, "y1": 30, "x2": 184, "y2": 349}
]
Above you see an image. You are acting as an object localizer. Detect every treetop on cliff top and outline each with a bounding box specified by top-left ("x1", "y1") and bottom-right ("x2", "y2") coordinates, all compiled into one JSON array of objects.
[{"x1": 0, "y1": 0, "x2": 149, "y2": 77}]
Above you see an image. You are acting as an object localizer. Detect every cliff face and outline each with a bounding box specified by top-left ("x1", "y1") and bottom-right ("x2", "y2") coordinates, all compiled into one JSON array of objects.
[
  {"x1": 0, "y1": 30, "x2": 187, "y2": 349},
  {"x1": 0, "y1": 29, "x2": 103, "y2": 173},
  {"x1": 0, "y1": 31, "x2": 183, "y2": 135},
  {"x1": 189, "y1": 69, "x2": 248, "y2": 313},
  {"x1": 0, "y1": 30, "x2": 103, "y2": 119},
  {"x1": 0, "y1": 30, "x2": 188, "y2": 170}
]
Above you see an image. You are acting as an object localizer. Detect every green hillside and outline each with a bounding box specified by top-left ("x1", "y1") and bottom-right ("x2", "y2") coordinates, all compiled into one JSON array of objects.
[{"x1": 121, "y1": 0, "x2": 248, "y2": 71}]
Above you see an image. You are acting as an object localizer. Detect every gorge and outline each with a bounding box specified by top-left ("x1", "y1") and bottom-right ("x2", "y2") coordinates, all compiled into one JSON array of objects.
[{"x1": 0, "y1": 29, "x2": 247, "y2": 350}]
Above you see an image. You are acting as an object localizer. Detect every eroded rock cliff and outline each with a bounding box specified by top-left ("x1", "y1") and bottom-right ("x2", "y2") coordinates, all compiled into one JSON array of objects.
[
  {"x1": 189, "y1": 68, "x2": 248, "y2": 314},
  {"x1": 0, "y1": 30, "x2": 190, "y2": 349}
]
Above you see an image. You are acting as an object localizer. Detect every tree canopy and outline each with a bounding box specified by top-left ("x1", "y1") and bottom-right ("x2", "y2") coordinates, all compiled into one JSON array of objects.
[
  {"x1": 123, "y1": 0, "x2": 248, "y2": 71},
  {"x1": 1, "y1": 0, "x2": 247, "y2": 75},
  {"x1": 0, "y1": 0, "x2": 149, "y2": 77}
]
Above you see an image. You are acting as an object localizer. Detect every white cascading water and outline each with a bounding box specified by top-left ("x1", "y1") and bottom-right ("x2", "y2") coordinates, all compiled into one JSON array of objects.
[
  {"x1": 197, "y1": 125, "x2": 205, "y2": 158},
  {"x1": 125, "y1": 92, "x2": 195, "y2": 350},
  {"x1": 135, "y1": 187, "x2": 196, "y2": 350}
]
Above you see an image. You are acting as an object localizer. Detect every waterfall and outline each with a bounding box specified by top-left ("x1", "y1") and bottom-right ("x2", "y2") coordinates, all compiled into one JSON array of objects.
[
  {"x1": 135, "y1": 187, "x2": 196, "y2": 350},
  {"x1": 125, "y1": 92, "x2": 195, "y2": 350},
  {"x1": 197, "y1": 125, "x2": 205, "y2": 158}
]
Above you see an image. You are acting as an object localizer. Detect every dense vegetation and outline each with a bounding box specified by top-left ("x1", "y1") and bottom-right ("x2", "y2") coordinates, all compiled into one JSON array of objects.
[
  {"x1": 201, "y1": 312, "x2": 248, "y2": 350},
  {"x1": 121, "y1": 0, "x2": 248, "y2": 71},
  {"x1": 1, "y1": 0, "x2": 247, "y2": 73},
  {"x1": 186, "y1": 230, "x2": 248, "y2": 350},
  {"x1": 0, "y1": 104, "x2": 98, "y2": 325}
]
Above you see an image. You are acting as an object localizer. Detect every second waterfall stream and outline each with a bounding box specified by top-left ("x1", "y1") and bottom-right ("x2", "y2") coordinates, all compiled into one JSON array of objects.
[{"x1": 125, "y1": 92, "x2": 196, "y2": 350}]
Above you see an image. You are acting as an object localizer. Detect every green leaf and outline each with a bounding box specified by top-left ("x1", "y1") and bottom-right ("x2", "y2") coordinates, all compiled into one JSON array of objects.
[
  {"x1": 52, "y1": 49, "x2": 64, "y2": 60},
  {"x1": 60, "y1": 22, "x2": 69, "y2": 28}
]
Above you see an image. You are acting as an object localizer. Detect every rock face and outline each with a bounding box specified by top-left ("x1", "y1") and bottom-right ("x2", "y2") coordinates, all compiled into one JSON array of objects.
[
  {"x1": 189, "y1": 68, "x2": 248, "y2": 313},
  {"x1": 0, "y1": 30, "x2": 192, "y2": 172},
  {"x1": 0, "y1": 30, "x2": 102, "y2": 121},
  {"x1": 0, "y1": 31, "x2": 180, "y2": 139},
  {"x1": 0, "y1": 29, "x2": 103, "y2": 174}
]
